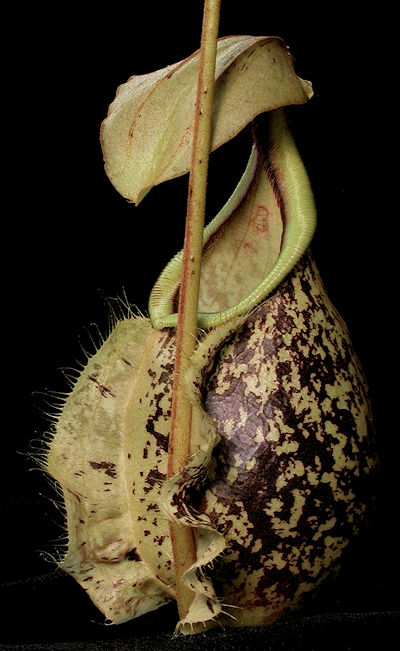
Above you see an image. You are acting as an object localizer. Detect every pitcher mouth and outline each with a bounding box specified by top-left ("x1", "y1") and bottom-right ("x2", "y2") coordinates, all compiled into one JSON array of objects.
[{"x1": 149, "y1": 109, "x2": 316, "y2": 331}]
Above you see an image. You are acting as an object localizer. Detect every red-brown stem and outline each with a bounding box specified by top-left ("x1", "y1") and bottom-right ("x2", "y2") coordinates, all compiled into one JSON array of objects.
[{"x1": 167, "y1": 0, "x2": 221, "y2": 623}]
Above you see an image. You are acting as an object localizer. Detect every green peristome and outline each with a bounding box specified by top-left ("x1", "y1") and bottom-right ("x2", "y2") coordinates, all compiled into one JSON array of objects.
[{"x1": 149, "y1": 109, "x2": 316, "y2": 330}]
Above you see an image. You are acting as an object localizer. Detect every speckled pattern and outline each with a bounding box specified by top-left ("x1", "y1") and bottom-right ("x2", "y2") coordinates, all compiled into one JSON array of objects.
[
  {"x1": 46, "y1": 319, "x2": 177, "y2": 624},
  {"x1": 201, "y1": 252, "x2": 378, "y2": 626},
  {"x1": 45, "y1": 252, "x2": 377, "y2": 633}
]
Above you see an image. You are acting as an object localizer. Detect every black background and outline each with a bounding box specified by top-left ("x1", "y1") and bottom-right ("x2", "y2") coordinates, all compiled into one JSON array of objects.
[{"x1": 2, "y1": 2, "x2": 398, "y2": 649}]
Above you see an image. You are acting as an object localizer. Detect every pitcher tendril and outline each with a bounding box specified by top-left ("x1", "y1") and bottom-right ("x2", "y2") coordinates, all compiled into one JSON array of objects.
[{"x1": 167, "y1": 0, "x2": 221, "y2": 621}]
